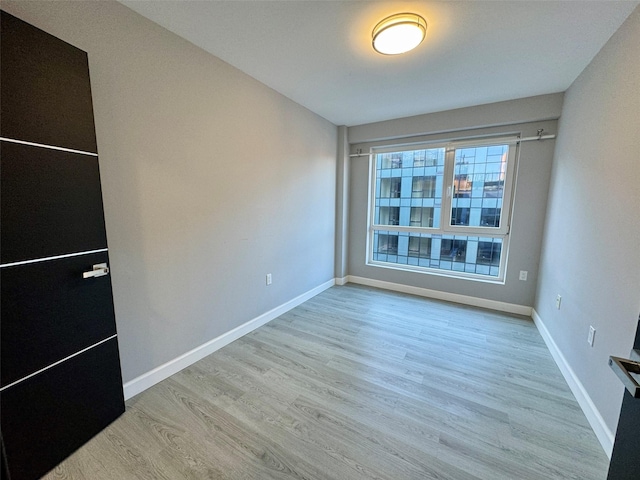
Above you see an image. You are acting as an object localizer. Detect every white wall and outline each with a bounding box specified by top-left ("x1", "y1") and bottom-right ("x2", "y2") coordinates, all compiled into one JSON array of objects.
[
  {"x1": 534, "y1": 6, "x2": 640, "y2": 453},
  {"x1": 2, "y1": 1, "x2": 337, "y2": 385},
  {"x1": 347, "y1": 95, "x2": 563, "y2": 309}
]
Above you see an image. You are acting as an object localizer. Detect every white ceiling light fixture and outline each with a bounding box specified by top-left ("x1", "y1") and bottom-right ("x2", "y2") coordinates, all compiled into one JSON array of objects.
[{"x1": 372, "y1": 13, "x2": 427, "y2": 55}]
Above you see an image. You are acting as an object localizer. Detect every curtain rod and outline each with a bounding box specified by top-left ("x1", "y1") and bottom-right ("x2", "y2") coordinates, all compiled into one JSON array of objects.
[
  {"x1": 518, "y1": 134, "x2": 556, "y2": 143},
  {"x1": 348, "y1": 131, "x2": 556, "y2": 157}
]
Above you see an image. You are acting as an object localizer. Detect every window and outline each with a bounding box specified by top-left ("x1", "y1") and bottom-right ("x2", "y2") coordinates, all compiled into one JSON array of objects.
[
  {"x1": 412, "y1": 176, "x2": 437, "y2": 198},
  {"x1": 408, "y1": 236, "x2": 431, "y2": 258},
  {"x1": 380, "y1": 152, "x2": 403, "y2": 169},
  {"x1": 378, "y1": 206, "x2": 400, "y2": 226},
  {"x1": 368, "y1": 138, "x2": 517, "y2": 281},
  {"x1": 410, "y1": 207, "x2": 433, "y2": 227},
  {"x1": 376, "y1": 234, "x2": 398, "y2": 255},
  {"x1": 380, "y1": 177, "x2": 401, "y2": 198}
]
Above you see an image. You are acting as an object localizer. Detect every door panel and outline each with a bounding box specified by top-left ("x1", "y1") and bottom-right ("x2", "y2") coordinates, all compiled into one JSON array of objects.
[
  {"x1": 0, "y1": 141, "x2": 108, "y2": 265},
  {"x1": 0, "y1": 11, "x2": 98, "y2": 153},
  {"x1": 0, "y1": 339, "x2": 124, "y2": 480},
  {"x1": 1, "y1": 251, "x2": 117, "y2": 388},
  {"x1": 1, "y1": 11, "x2": 125, "y2": 479},
  {"x1": 608, "y1": 391, "x2": 640, "y2": 479},
  {"x1": 607, "y1": 318, "x2": 640, "y2": 479}
]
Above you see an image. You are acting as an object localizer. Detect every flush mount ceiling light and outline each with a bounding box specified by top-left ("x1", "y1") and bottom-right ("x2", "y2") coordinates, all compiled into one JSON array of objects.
[{"x1": 372, "y1": 13, "x2": 427, "y2": 55}]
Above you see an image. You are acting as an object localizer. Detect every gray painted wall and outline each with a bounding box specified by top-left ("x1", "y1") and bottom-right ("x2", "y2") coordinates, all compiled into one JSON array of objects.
[
  {"x1": 3, "y1": 1, "x2": 337, "y2": 383},
  {"x1": 348, "y1": 98, "x2": 561, "y2": 308},
  {"x1": 535, "y1": 6, "x2": 640, "y2": 434}
]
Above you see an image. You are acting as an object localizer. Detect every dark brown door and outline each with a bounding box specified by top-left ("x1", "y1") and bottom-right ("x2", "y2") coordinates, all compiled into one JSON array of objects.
[
  {"x1": 607, "y1": 318, "x2": 640, "y2": 480},
  {"x1": 0, "y1": 11, "x2": 125, "y2": 480}
]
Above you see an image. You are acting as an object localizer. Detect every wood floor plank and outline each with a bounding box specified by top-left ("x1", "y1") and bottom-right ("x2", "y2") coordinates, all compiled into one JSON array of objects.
[{"x1": 41, "y1": 285, "x2": 609, "y2": 479}]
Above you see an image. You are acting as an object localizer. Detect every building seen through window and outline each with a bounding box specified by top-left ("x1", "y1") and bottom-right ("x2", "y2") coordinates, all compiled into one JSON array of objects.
[{"x1": 369, "y1": 141, "x2": 515, "y2": 280}]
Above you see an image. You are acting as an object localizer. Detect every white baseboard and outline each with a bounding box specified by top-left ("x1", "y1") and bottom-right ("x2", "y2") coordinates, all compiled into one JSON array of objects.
[
  {"x1": 123, "y1": 278, "x2": 335, "y2": 400},
  {"x1": 345, "y1": 275, "x2": 532, "y2": 316},
  {"x1": 532, "y1": 308, "x2": 614, "y2": 458},
  {"x1": 335, "y1": 276, "x2": 349, "y2": 286}
]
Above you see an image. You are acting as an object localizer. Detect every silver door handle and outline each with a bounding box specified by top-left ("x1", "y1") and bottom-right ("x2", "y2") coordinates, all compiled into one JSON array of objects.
[
  {"x1": 610, "y1": 355, "x2": 640, "y2": 398},
  {"x1": 83, "y1": 263, "x2": 109, "y2": 279}
]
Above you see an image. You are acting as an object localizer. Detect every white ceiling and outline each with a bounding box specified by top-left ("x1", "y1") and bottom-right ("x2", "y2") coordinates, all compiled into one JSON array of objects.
[{"x1": 120, "y1": 1, "x2": 638, "y2": 126}]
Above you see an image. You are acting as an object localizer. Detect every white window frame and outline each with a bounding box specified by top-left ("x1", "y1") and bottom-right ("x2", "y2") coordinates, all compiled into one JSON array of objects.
[{"x1": 366, "y1": 135, "x2": 520, "y2": 283}]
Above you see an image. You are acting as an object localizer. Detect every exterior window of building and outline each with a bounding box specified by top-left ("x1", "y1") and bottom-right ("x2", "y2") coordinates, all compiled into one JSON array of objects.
[
  {"x1": 378, "y1": 206, "x2": 400, "y2": 226},
  {"x1": 368, "y1": 138, "x2": 517, "y2": 281},
  {"x1": 440, "y1": 238, "x2": 467, "y2": 261},
  {"x1": 450, "y1": 207, "x2": 470, "y2": 225},
  {"x1": 412, "y1": 176, "x2": 437, "y2": 198},
  {"x1": 480, "y1": 208, "x2": 501, "y2": 227},
  {"x1": 380, "y1": 177, "x2": 401, "y2": 198},
  {"x1": 408, "y1": 236, "x2": 431, "y2": 258},
  {"x1": 477, "y1": 240, "x2": 502, "y2": 266},
  {"x1": 376, "y1": 234, "x2": 398, "y2": 255},
  {"x1": 380, "y1": 152, "x2": 403, "y2": 169},
  {"x1": 410, "y1": 207, "x2": 433, "y2": 227}
]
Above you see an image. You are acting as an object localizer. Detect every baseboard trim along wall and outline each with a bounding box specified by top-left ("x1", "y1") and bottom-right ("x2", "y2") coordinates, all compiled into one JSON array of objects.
[
  {"x1": 532, "y1": 308, "x2": 614, "y2": 458},
  {"x1": 345, "y1": 275, "x2": 533, "y2": 316},
  {"x1": 123, "y1": 278, "x2": 335, "y2": 399}
]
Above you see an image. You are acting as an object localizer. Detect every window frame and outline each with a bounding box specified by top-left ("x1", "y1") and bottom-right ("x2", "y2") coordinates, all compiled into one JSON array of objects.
[
  {"x1": 366, "y1": 135, "x2": 520, "y2": 283},
  {"x1": 442, "y1": 140, "x2": 516, "y2": 236}
]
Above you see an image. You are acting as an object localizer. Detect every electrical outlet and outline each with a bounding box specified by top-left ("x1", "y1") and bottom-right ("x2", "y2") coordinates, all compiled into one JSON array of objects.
[
  {"x1": 266, "y1": 273, "x2": 272, "y2": 285},
  {"x1": 588, "y1": 326, "x2": 596, "y2": 346},
  {"x1": 519, "y1": 270, "x2": 528, "y2": 281},
  {"x1": 555, "y1": 294, "x2": 562, "y2": 310}
]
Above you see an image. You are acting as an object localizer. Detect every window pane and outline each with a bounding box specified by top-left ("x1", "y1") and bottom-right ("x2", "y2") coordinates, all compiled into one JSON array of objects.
[
  {"x1": 450, "y1": 145, "x2": 509, "y2": 228},
  {"x1": 372, "y1": 232, "x2": 502, "y2": 278},
  {"x1": 373, "y1": 148, "x2": 444, "y2": 228}
]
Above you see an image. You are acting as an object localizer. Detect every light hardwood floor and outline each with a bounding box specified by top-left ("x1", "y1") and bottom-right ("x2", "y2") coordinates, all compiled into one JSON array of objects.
[{"x1": 43, "y1": 285, "x2": 609, "y2": 479}]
